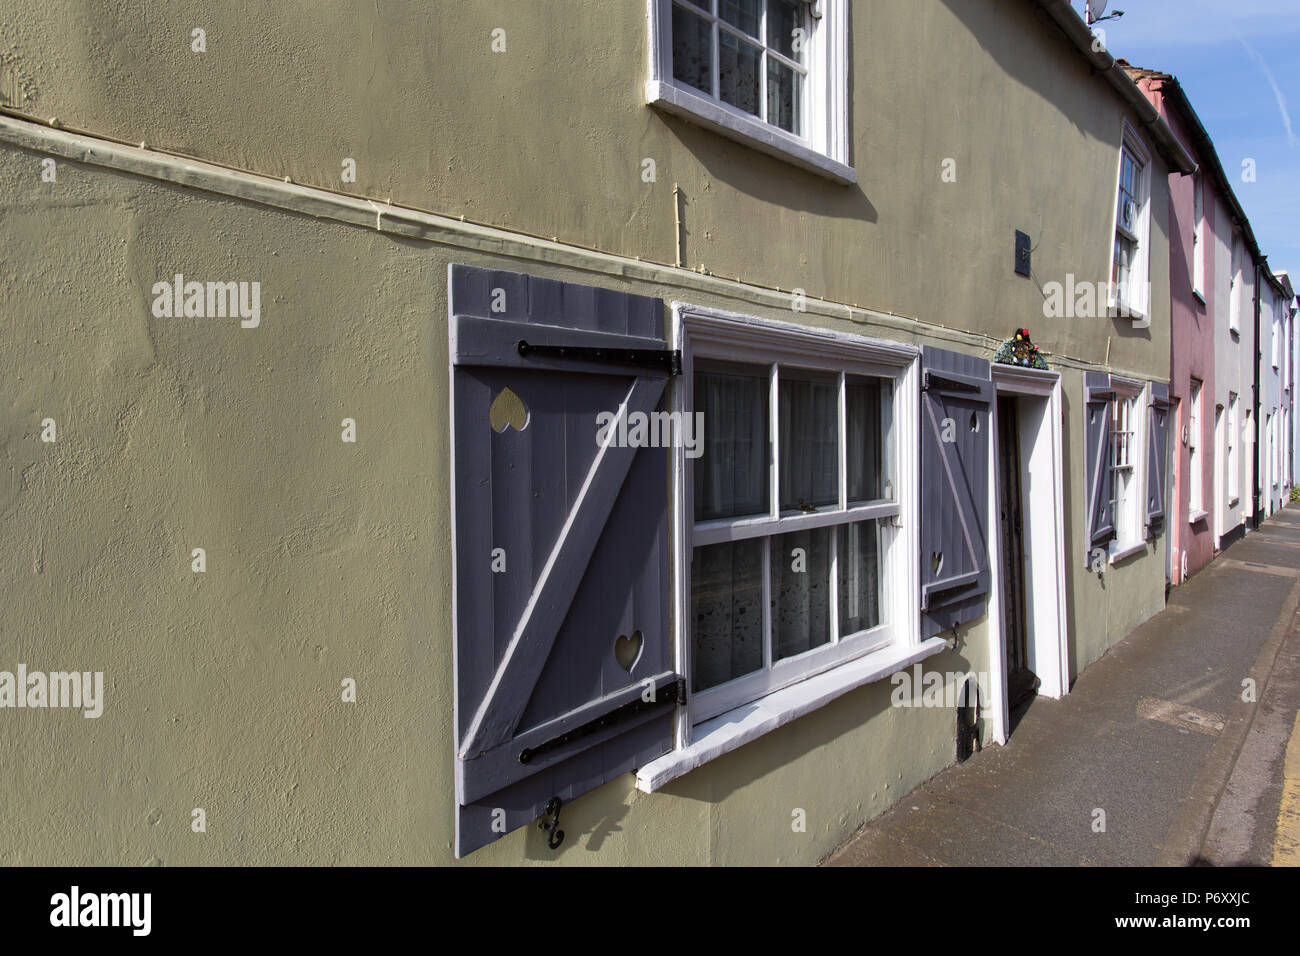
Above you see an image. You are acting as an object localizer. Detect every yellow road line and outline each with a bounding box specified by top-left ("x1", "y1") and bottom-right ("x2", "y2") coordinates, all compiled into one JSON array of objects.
[{"x1": 1274, "y1": 710, "x2": 1300, "y2": 866}]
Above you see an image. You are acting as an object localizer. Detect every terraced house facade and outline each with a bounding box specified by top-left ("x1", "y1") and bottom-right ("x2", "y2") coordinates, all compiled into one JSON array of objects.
[
  {"x1": 1, "y1": 0, "x2": 1197, "y2": 865},
  {"x1": 1259, "y1": 270, "x2": 1295, "y2": 521},
  {"x1": 1125, "y1": 65, "x2": 1259, "y2": 580}
]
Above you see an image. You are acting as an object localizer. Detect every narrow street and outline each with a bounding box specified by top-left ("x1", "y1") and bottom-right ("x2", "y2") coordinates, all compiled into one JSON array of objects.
[{"x1": 827, "y1": 505, "x2": 1300, "y2": 867}]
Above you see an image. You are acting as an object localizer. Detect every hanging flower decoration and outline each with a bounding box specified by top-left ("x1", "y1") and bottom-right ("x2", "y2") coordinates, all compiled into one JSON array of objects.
[{"x1": 994, "y1": 327, "x2": 1048, "y2": 369}]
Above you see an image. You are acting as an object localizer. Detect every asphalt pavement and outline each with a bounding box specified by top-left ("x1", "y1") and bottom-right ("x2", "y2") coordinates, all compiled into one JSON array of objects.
[{"x1": 825, "y1": 505, "x2": 1300, "y2": 867}]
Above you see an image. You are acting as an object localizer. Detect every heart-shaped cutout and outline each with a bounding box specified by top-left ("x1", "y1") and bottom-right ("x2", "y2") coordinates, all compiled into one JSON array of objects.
[
  {"x1": 931, "y1": 551, "x2": 943, "y2": 575},
  {"x1": 614, "y1": 630, "x2": 643, "y2": 672},
  {"x1": 488, "y1": 386, "x2": 529, "y2": 433}
]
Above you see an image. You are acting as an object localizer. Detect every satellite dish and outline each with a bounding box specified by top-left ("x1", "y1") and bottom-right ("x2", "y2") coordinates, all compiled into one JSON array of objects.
[{"x1": 1086, "y1": 1, "x2": 1123, "y2": 24}]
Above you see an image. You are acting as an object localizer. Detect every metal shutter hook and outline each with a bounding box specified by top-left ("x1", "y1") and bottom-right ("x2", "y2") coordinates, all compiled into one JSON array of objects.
[{"x1": 539, "y1": 797, "x2": 564, "y2": 850}]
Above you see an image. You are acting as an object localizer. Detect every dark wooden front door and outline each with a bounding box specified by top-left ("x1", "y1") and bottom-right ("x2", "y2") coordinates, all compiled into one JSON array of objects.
[{"x1": 997, "y1": 396, "x2": 1038, "y2": 709}]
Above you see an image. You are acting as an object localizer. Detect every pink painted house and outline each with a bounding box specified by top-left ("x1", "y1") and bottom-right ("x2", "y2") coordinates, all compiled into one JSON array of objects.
[{"x1": 1124, "y1": 64, "x2": 1251, "y2": 584}]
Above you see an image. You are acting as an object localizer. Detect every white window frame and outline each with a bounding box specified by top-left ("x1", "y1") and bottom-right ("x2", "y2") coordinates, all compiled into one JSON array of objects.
[
  {"x1": 638, "y1": 304, "x2": 939, "y2": 791},
  {"x1": 1108, "y1": 378, "x2": 1147, "y2": 559},
  {"x1": 1192, "y1": 172, "x2": 1205, "y2": 300},
  {"x1": 1279, "y1": 310, "x2": 1289, "y2": 392},
  {"x1": 1272, "y1": 414, "x2": 1280, "y2": 489},
  {"x1": 646, "y1": 0, "x2": 854, "y2": 184},
  {"x1": 1229, "y1": 236, "x2": 1242, "y2": 334},
  {"x1": 1228, "y1": 392, "x2": 1239, "y2": 504},
  {"x1": 680, "y1": 307, "x2": 915, "y2": 724},
  {"x1": 1283, "y1": 407, "x2": 1291, "y2": 492},
  {"x1": 1273, "y1": 306, "x2": 1281, "y2": 370},
  {"x1": 1109, "y1": 123, "x2": 1153, "y2": 325},
  {"x1": 1188, "y1": 377, "x2": 1204, "y2": 520}
]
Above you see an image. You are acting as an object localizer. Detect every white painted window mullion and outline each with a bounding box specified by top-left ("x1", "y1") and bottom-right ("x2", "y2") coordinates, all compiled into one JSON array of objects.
[
  {"x1": 837, "y1": 371, "x2": 847, "y2": 511},
  {"x1": 770, "y1": 362, "x2": 781, "y2": 519},
  {"x1": 833, "y1": 371, "x2": 845, "y2": 643},
  {"x1": 766, "y1": 360, "x2": 778, "y2": 674},
  {"x1": 829, "y1": 517, "x2": 840, "y2": 644},
  {"x1": 711, "y1": 16, "x2": 720, "y2": 99},
  {"x1": 762, "y1": 535, "x2": 773, "y2": 671},
  {"x1": 759, "y1": 0, "x2": 769, "y2": 124}
]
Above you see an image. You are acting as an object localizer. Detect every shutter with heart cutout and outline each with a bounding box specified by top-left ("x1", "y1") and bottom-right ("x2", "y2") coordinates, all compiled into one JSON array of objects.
[
  {"x1": 919, "y1": 346, "x2": 993, "y2": 637},
  {"x1": 449, "y1": 264, "x2": 682, "y2": 858},
  {"x1": 1145, "y1": 382, "x2": 1171, "y2": 538},
  {"x1": 1084, "y1": 371, "x2": 1116, "y2": 560}
]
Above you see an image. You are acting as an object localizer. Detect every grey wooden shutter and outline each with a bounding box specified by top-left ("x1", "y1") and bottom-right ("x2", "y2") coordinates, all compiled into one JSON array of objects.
[
  {"x1": 1084, "y1": 371, "x2": 1115, "y2": 557},
  {"x1": 449, "y1": 264, "x2": 681, "y2": 858},
  {"x1": 919, "y1": 346, "x2": 993, "y2": 637},
  {"x1": 1146, "y1": 383, "x2": 1171, "y2": 537}
]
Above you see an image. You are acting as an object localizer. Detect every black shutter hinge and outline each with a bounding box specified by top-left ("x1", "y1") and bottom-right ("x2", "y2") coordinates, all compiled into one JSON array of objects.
[
  {"x1": 922, "y1": 372, "x2": 983, "y2": 393},
  {"x1": 518, "y1": 676, "x2": 685, "y2": 766},
  {"x1": 518, "y1": 340, "x2": 682, "y2": 376}
]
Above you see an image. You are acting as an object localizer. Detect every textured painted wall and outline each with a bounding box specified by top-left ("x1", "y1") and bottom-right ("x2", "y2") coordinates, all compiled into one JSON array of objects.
[
  {"x1": 0, "y1": 135, "x2": 1006, "y2": 865},
  {"x1": 0, "y1": 0, "x2": 1170, "y2": 372},
  {"x1": 1058, "y1": 364, "x2": 1168, "y2": 681},
  {"x1": 1140, "y1": 82, "x2": 1216, "y2": 580},
  {"x1": 1260, "y1": 281, "x2": 1282, "y2": 515},
  {"x1": 0, "y1": 0, "x2": 1174, "y2": 865},
  {"x1": 1211, "y1": 197, "x2": 1248, "y2": 541}
]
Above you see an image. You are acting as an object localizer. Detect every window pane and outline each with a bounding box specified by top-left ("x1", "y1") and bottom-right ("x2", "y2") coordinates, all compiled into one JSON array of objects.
[
  {"x1": 766, "y1": 58, "x2": 801, "y2": 135},
  {"x1": 1113, "y1": 235, "x2": 1133, "y2": 290},
  {"x1": 691, "y1": 539, "x2": 765, "y2": 693},
  {"x1": 838, "y1": 520, "x2": 881, "y2": 636},
  {"x1": 771, "y1": 528, "x2": 831, "y2": 661},
  {"x1": 1111, "y1": 399, "x2": 1128, "y2": 467},
  {"x1": 779, "y1": 371, "x2": 838, "y2": 512},
  {"x1": 767, "y1": 0, "x2": 803, "y2": 60},
  {"x1": 719, "y1": 30, "x2": 761, "y2": 116},
  {"x1": 694, "y1": 362, "x2": 771, "y2": 521},
  {"x1": 1117, "y1": 148, "x2": 1141, "y2": 232},
  {"x1": 1117, "y1": 155, "x2": 1130, "y2": 224},
  {"x1": 719, "y1": 0, "x2": 761, "y2": 37},
  {"x1": 847, "y1": 376, "x2": 892, "y2": 502},
  {"x1": 672, "y1": 3, "x2": 712, "y2": 95}
]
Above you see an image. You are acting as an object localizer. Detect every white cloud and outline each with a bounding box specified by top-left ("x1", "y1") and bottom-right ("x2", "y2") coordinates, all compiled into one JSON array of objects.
[{"x1": 1238, "y1": 39, "x2": 1299, "y2": 148}]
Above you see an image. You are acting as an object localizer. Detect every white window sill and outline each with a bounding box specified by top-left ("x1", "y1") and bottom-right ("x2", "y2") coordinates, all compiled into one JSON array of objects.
[
  {"x1": 1109, "y1": 540, "x2": 1146, "y2": 564},
  {"x1": 1108, "y1": 304, "x2": 1149, "y2": 327},
  {"x1": 1189, "y1": 508, "x2": 1210, "y2": 525},
  {"x1": 635, "y1": 636, "x2": 947, "y2": 793},
  {"x1": 646, "y1": 79, "x2": 856, "y2": 186}
]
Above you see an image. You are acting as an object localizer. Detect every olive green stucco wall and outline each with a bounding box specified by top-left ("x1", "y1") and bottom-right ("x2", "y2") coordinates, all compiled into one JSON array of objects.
[
  {"x1": 0, "y1": 0, "x2": 1171, "y2": 865},
  {"x1": 0, "y1": 136, "x2": 1003, "y2": 865},
  {"x1": 1, "y1": 0, "x2": 1170, "y2": 368}
]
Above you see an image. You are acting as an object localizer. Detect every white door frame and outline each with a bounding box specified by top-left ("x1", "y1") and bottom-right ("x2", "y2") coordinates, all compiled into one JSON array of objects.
[
  {"x1": 987, "y1": 365, "x2": 1070, "y2": 746},
  {"x1": 1213, "y1": 404, "x2": 1225, "y2": 549},
  {"x1": 1267, "y1": 412, "x2": 1275, "y2": 515}
]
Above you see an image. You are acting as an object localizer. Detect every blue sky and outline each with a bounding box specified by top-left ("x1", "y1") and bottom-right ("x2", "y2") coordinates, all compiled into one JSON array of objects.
[{"x1": 1083, "y1": 0, "x2": 1300, "y2": 277}]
